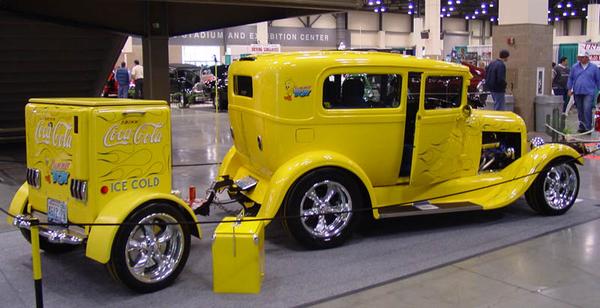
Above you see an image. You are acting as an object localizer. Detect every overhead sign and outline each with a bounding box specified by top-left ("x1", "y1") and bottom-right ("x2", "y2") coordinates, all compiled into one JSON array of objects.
[
  {"x1": 268, "y1": 27, "x2": 340, "y2": 47},
  {"x1": 168, "y1": 25, "x2": 258, "y2": 45},
  {"x1": 578, "y1": 42, "x2": 600, "y2": 65}
]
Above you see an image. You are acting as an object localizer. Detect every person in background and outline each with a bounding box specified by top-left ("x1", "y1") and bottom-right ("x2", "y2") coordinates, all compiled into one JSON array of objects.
[
  {"x1": 485, "y1": 50, "x2": 510, "y2": 110},
  {"x1": 553, "y1": 57, "x2": 570, "y2": 112},
  {"x1": 131, "y1": 60, "x2": 144, "y2": 99},
  {"x1": 567, "y1": 51, "x2": 600, "y2": 133},
  {"x1": 115, "y1": 62, "x2": 130, "y2": 98}
]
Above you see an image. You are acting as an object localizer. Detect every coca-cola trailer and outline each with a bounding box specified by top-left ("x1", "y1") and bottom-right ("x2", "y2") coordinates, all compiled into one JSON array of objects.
[{"x1": 8, "y1": 98, "x2": 201, "y2": 293}]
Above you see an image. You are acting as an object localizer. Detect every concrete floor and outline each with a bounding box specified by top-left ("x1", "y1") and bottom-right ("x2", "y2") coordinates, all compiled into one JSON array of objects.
[{"x1": 0, "y1": 104, "x2": 599, "y2": 307}]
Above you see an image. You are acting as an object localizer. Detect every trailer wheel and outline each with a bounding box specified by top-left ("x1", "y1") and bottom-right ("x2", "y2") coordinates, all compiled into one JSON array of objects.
[
  {"x1": 525, "y1": 159, "x2": 579, "y2": 216},
  {"x1": 283, "y1": 168, "x2": 364, "y2": 249},
  {"x1": 107, "y1": 203, "x2": 190, "y2": 293}
]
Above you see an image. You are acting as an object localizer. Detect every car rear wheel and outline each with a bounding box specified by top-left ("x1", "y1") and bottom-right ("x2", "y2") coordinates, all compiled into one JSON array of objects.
[
  {"x1": 283, "y1": 168, "x2": 364, "y2": 249},
  {"x1": 525, "y1": 159, "x2": 579, "y2": 215},
  {"x1": 107, "y1": 203, "x2": 190, "y2": 293}
]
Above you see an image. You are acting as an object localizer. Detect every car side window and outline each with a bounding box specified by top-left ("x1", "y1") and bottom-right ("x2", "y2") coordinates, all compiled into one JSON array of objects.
[
  {"x1": 323, "y1": 74, "x2": 401, "y2": 109},
  {"x1": 424, "y1": 76, "x2": 463, "y2": 109}
]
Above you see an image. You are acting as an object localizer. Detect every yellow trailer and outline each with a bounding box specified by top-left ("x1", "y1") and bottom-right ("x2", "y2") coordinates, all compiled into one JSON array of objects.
[{"x1": 8, "y1": 98, "x2": 201, "y2": 293}]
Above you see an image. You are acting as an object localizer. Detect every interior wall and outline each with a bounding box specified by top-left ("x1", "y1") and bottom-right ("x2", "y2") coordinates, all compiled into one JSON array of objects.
[
  {"x1": 383, "y1": 13, "x2": 411, "y2": 32},
  {"x1": 386, "y1": 33, "x2": 411, "y2": 48},
  {"x1": 311, "y1": 14, "x2": 336, "y2": 29},
  {"x1": 347, "y1": 11, "x2": 379, "y2": 31},
  {"x1": 443, "y1": 18, "x2": 466, "y2": 32},
  {"x1": 270, "y1": 16, "x2": 305, "y2": 27}
]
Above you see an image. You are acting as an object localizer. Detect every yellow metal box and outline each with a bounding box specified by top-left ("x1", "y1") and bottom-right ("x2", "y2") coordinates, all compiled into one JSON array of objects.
[{"x1": 212, "y1": 217, "x2": 265, "y2": 294}]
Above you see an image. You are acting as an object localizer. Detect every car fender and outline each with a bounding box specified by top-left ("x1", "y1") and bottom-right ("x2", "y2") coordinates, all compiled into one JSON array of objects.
[
  {"x1": 473, "y1": 143, "x2": 583, "y2": 209},
  {"x1": 6, "y1": 183, "x2": 29, "y2": 225},
  {"x1": 86, "y1": 192, "x2": 201, "y2": 264},
  {"x1": 256, "y1": 150, "x2": 377, "y2": 220}
]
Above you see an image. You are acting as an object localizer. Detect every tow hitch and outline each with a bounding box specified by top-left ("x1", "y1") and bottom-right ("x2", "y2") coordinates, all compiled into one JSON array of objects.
[{"x1": 191, "y1": 175, "x2": 258, "y2": 216}]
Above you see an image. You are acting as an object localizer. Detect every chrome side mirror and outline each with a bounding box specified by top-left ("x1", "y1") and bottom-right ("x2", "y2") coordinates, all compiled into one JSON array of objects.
[{"x1": 462, "y1": 104, "x2": 473, "y2": 118}]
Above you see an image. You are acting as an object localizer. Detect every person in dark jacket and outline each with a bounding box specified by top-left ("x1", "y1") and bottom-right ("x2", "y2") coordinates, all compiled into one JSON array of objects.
[
  {"x1": 553, "y1": 57, "x2": 570, "y2": 111},
  {"x1": 115, "y1": 62, "x2": 130, "y2": 98},
  {"x1": 485, "y1": 50, "x2": 510, "y2": 110}
]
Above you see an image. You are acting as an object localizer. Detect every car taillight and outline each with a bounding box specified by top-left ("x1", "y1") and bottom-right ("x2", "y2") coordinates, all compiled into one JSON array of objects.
[
  {"x1": 26, "y1": 168, "x2": 41, "y2": 188},
  {"x1": 70, "y1": 179, "x2": 88, "y2": 202}
]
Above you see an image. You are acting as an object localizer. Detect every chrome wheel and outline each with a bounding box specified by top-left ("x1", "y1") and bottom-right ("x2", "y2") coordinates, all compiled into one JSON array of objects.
[
  {"x1": 125, "y1": 213, "x2": 185, "y2": 284},
  {"x1": 542, "y1": 163, "x2": 578, "y2": 210},
  {"x1": 300, "y1": 180, "x2": 353, "y2": 239}
]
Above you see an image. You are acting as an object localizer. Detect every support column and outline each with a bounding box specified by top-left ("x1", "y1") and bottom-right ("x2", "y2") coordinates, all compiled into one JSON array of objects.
[
  {"x1": 334, "y1": 13, "x2": 349, "y2": 49},
  {"x1": 587, "y1": 4, "x2": 600, "y2": 42},
  {"x1": 378, "y1": 12, "x2": 385, "y2": 49},
  {"x1": 142, "y1": 2, "x2": 170, "y2": 101},
  {"x1": 411, "y1": 17, "x2": 425, "y2": 57},
  {"x1": 496, "y1": 0, "x2": 551, "y2": 130},
  {"x1": 256, "y1": 22, "x2": 268, "y2": 45},
  {"x1": 423, "y1": 0, "x2": 442, "y2": 58}
]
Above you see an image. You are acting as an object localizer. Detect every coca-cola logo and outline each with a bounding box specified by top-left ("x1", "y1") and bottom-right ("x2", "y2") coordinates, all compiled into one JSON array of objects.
[
  {"x1": 103, "y1": 122, "x2": 163, "y2": 147},
  {"x1": 34, "y1": 121, "x2": 73, "y2": 149}
]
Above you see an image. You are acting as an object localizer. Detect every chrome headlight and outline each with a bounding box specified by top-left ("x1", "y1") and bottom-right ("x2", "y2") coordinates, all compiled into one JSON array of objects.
[{"x1": 530, "y1": 137, "x2": 546, "y2": 149}]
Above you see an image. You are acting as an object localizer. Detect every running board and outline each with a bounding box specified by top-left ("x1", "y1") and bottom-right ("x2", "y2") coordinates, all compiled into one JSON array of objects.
[{"x1": 377, "y1": 202, "x2": 483, "y2": 219}]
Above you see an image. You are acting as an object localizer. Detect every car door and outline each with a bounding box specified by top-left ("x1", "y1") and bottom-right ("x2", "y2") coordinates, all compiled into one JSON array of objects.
[
  {"x1": 410, "y1": 72, "x2": 469, "y2": 186},
  {"x1": 318, "y1": 68, "x2": 406, "y2": 186}
]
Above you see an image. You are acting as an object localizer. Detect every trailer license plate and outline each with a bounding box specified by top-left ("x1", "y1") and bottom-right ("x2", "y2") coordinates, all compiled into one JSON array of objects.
[{"x1": 47, "y1": 198, "x2": 67, "y2": 224}]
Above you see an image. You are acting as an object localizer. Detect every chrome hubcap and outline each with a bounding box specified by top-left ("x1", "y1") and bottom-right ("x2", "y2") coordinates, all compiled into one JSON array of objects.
[
  {"x1": 300, "y1": 180, "x2": 352, "y2": 239},
  {"x1": 126, "y1": 213, "x2": 184, "y2": 283},
  {"x1": 543, "y1": 164, "x2": 578, "y2": 210}
]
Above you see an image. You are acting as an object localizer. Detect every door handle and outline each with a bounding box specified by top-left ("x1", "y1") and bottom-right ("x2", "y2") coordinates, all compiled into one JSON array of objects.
[{"x1": 122, "y1": 111, "x2": 146, "y2": 116}]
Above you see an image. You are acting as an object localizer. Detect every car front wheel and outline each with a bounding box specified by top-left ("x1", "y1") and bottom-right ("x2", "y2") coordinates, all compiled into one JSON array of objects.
[
  {"x1": 107, "y1": 203, "x2": 190, "y2": 293},
  {"x1": 525, "y1": 159, "x2": 579, "y2": 215},
  {"x1": 284, "y1": 168, "x2": 364, "y2": 249}
]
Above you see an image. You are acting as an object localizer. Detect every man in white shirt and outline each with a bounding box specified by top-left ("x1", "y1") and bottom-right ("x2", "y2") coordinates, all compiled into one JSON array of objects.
[{"x1": 131, "y1": 60, "x2": 144, "y2": 99}]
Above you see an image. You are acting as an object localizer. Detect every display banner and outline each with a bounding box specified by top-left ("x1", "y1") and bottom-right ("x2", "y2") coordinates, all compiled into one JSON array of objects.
[
  {"x1": 578, "y1": 42, "x2": 600, "y2": 65},
  {"x1": 128, "y1": 25, "x2": 259, "y2": 46},
  {"x1": 249, "y1": 44, "x2": 281, "y2": 53},
  {"x1": 268, "y1": 27, "x2": 340, "y2": 47},
  {"x1": 132, "y1": 25, "x2": 349, "y2": 48}
]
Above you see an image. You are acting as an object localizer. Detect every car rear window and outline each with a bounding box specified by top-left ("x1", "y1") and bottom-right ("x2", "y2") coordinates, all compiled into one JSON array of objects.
[
  {"x1": 234, "y1": 75, "x2": 253, "y2": 97},
  {"x1": 322, "y1": 73, "x2": 401, "y2": 109}
]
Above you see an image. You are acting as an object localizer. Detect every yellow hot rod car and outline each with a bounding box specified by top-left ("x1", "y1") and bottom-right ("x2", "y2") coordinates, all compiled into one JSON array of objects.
[{"x1": 215, "y1": 51, "x2": 583, "y2": 249}]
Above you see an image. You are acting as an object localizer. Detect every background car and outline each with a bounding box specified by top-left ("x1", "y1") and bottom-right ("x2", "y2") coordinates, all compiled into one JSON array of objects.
[
  {"x1": 101, "y1": 72, "x2": 118, "y2": 97},
  {"x1": 461, "y1": 61, "x2": 488, "y2": 108},
  {"x1": 169, "y1": 63, "x2": 211, "y2": 108}
]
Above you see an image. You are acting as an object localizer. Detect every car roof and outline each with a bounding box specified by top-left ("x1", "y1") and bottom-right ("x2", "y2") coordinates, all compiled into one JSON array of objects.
[{"x1": 241, "y1": 51, "x2": 469, "y2": 72}]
